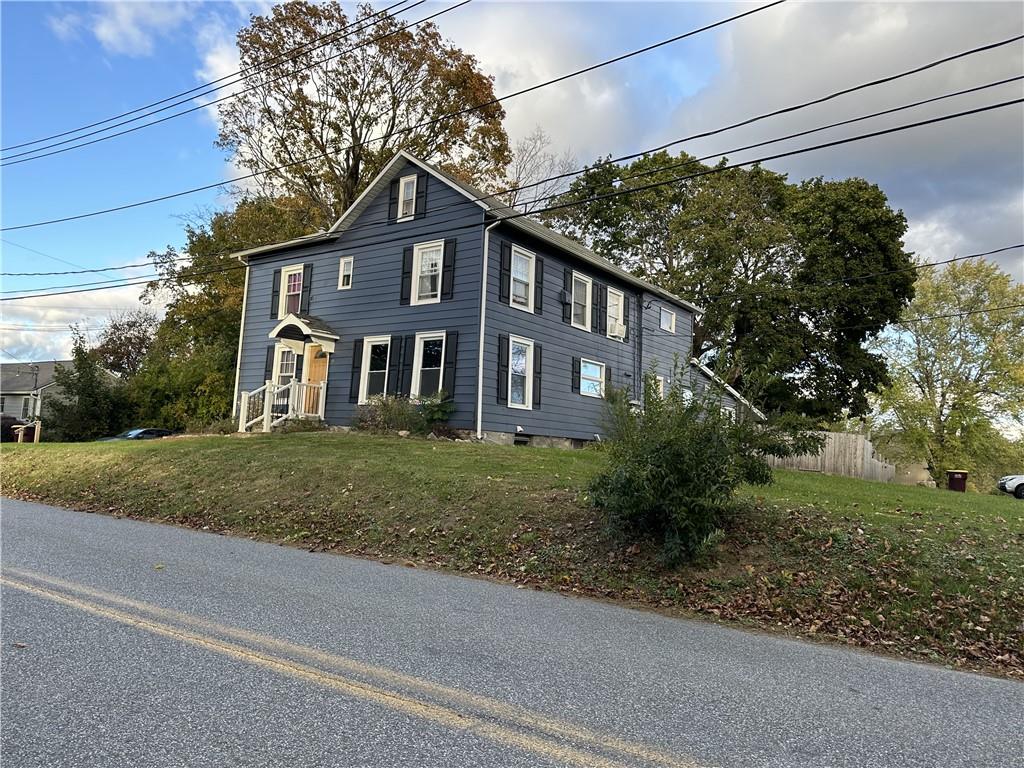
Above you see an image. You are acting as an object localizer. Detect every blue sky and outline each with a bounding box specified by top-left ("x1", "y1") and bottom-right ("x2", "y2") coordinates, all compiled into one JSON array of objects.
[{"x1": 1, "y1": 1, "x2": 1022, "y2": 361}]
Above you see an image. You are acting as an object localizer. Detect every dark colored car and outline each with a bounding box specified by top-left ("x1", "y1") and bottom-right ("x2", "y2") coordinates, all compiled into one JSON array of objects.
[
  {"x1": 97, "y1": 428, "x2": 172, "y2": 442},
  {"x1": 1, "y1": 415, "x2": 28, "y2": 442}
]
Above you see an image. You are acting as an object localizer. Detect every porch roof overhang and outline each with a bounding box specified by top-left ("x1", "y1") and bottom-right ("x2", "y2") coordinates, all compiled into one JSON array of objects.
[{"x1": 269, "y1": 314, "x2": 340, "y2": 354}]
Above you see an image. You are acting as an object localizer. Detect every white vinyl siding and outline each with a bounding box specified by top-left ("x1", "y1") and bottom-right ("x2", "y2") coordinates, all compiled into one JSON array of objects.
[
  {"x1": 338, "y1": 256, "x2": 353, "y2": 289},
  {"x1": 279, "y1": 264, "x2": 304, "y2": 318},
  {"x1": 660, "y1": 307, "x2": 676, "y2": 333},
  {"x1": 510, "y1": 246, "x2": 535, "y2": 312},
  {"x1": 412, "y1": 240, "x2": 443, "y2": 305},
  {"x1": 397, "y1": 174, "x2": 417, "y2": 221},
  {"x1": 411, "y1": 331, "x2": 446, "y2": 398},
  {"x1": 571, "y1": 272, "x2": 592, "y2": 331},
  {"x1": 359, "y1": 335, "x2": 391, "y2": 404},
  {"x1": 607, "y1": 287, "x2": 625, "y2": 340},
  {"x1": 508, "y1": 335, "x2": 533, "y2": 410},
  {"x1": 580, "y1": 358, "x2": 605, "y2": 398}
]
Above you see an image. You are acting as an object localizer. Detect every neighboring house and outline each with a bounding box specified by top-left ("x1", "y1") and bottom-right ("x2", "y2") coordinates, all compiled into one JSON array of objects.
[
  {"x1": 0, "y1": 360, "x2": 71, "y2": 420},
  {"x1": 232, "y1": 151, "x2": 764, "y2": 444}
]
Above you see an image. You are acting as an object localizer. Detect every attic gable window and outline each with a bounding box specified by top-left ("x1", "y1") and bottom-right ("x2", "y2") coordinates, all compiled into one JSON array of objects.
[
  {"x1": 398, "y1": 175, "x2": 417, "y2": 221},
  {"x1": 660, "y1": 307, "x2": 676, "y2": 333}
]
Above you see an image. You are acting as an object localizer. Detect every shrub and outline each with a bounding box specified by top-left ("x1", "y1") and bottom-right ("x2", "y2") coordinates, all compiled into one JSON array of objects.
[
  {"x1": 274, "y1": 418, "x2": 328, "y2": 434},
  {"x1": 188, "y1": 417, "x2": 238, "y2": 434},
  {"x1": 356, "y1": 392, "x2": 455, "y2": 435},
  {"x1": 590, "y1": 372, "x2": 818, "y2": 565}
]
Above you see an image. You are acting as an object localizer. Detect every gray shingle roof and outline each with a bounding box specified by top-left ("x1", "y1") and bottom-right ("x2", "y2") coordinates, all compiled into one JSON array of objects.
[{"x1": 0, "y1": 360, "x2": 71, "y2": 393}]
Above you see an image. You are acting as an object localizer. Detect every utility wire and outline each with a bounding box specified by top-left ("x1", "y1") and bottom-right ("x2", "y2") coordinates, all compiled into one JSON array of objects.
[
  {"x1": 2, "y1": 96, "x2": 1019, "y2": 303},
  {"x1": 0, "y1": 0, "x2": 788, "y2": 231},
  {"x1": 0, "y1": 0, "x2": 415, "y2": 153},
  {"x1": 1, "y1": 0, "x2": 459, "y2": 166}
]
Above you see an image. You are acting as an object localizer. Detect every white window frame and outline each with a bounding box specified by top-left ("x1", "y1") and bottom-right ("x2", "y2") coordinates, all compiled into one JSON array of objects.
[
  {"x1": 721, "y1": 406, "x2": 736, "y2": 422},
  {"x1": 571, "y1": 272, "x2": 592, "y2": 332},
  {"x1": 338, "y1": 256, "x2": 354, "y2": 290},
  {"x1": 411, "y1": 239, "x2": 444, "y2": 306},
  {"x1": 411, "y1": 331, "x2": 446, "y2": 398},
  {"x1": 359, "y1": 335, "x2": 391, "y2": 405},
  {"x1": 579, "y1": 357, "x2": 605, "y2": 399},
  {"x1": 397, "y1": 174, "x2": 417, "y2": 222},
  {"x1": 681, "y1": 388, "x2": 693, "y2": 404},
  {"x1": 279, "y1": 264, "x2": 304, "y2": 319},
  {"x1": 272, "y1": 344, "x2": 297, "y2": 384},
  {"x1": 21, "y1": 397, "x2": 31, "y2": 419},
  {"x1": 659, "y1": 307, "x2": 676, "y2": 333},
  {"x1": 607, "y1": 286, "x2": 625, "y2": 340},
  {"x1": 507, "y1": 335, "x2": 534, "y2": 410},
  {"x1": 654, "y1": 375, "x2": 666, "y2": 399},
  {"x1": 509, "y1": 245, "x2": 535, "y2": 313}
]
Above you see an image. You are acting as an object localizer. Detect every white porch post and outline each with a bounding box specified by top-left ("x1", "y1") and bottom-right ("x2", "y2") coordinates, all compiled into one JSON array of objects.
[
  {"x1": 262, "y1": 379, "x2": 273, "y2": 432},
  {"x1": 238, "y1": 392, "x2": 249, "y2": 433},
  {"x1": 318, "y1": 381, "x2": 327, "y2": 420}
]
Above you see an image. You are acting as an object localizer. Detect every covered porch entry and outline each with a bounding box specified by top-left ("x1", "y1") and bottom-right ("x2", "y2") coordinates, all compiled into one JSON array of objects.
[{"x1": 238, "y1": 314, "x2": 339, "y2": 432}]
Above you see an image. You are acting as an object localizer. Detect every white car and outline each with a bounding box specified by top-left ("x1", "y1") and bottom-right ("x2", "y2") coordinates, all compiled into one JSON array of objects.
[{"x1": 997, "y1": 475, "x2": 1024, "y2": 499}]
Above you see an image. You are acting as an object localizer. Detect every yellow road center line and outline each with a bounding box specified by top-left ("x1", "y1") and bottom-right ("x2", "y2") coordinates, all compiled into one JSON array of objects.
[{"x1": 4, "y1": 567, "x2": 702, "y2": 768}]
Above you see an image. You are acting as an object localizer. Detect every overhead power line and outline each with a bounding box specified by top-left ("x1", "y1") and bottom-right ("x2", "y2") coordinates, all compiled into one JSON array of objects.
[
  {"x1": 1, "y1": 96, "x2": 1019, "y2": 303},
  {"x1": 0, "y1": 0, "x2": 415, "y2": 153},
  {"x1": 1, "y1": 0, "x2": 464, "y2": 166},
  {"x1": 0, "y1": 0, "x2": 789, "y2": 231}
]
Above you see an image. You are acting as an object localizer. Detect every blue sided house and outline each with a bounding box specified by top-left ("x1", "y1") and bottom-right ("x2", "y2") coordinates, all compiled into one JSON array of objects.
[{"x1": 232, "y1": 151, "x2": 763, "y2": 445}]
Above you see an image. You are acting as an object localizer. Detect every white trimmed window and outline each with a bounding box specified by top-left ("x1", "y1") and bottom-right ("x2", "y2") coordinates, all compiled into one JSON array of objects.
[
  {"x1": 338, "y1": 256, "x2": 353, "y2": 290},
  {"x1": 279, "y1": 264, "x2": 304, "y2": 318},
  {"x1": 22, "y1": 398, "x2": 31, "y2": 419},
  {"x1": 359, "y1": 336, "x2": 391, "y2": 404},
  {"x1": 655, "y1": 375, "x2": 666, "y2": 399},
  {"x1": 660, "y1": 307, "x2": 676, "y2": 333},
  {"x1": 580, "y1": 358, "x2": 605, "y2": 398},
  {"x1": 510, "y1": 246, "x2": 535, "y2": 312},
  {"x1": 273, "y1": 345, "x2": 297, "y2": 385},
  {"x1": 571, "y1": 272, "x2": 592, "y2": 331},
  {"x1": 721, "y1": 406, "x2": 736, "y2": 422},
  {"x1": 508, "y1": 335, "x2": 534, "y2": 410},
  {"x1": 412, "y1": 331, "x2": 446, "y2": 398},
  {"x1": 607, "y1": 287, "x2": 625, "y2": 340},
  {"x1": 412, "y1": 240, "x2": 444, "y2": 305},
  {"x1": 398, "y1": 174, "x2": 417, "y2": 221}
]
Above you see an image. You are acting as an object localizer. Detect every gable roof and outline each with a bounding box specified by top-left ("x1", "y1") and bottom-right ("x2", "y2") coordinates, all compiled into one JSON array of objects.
[
  {"x1": 690, "y1": 359, "x2": 767, "y2": 422},
  {"x1": 0, "y1": 360, "x2": 71, "y2": 393}
]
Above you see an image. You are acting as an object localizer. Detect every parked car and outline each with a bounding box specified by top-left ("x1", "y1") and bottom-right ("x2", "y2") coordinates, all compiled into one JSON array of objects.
[
  {"x1": 1, "y1": 415, "x2": 27, "y2": 442},
  {"x1": 997, "y1": 474, "x2": 1024, "y2": 499},
  {"x1": 97, "y1": 428, "x2": 172, "y2": 442}
]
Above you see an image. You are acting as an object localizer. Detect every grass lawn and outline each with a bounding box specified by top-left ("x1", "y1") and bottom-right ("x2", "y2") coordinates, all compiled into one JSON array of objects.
[{"x1": 3, "y1": 432, "x2": 1021, "y2": 677}]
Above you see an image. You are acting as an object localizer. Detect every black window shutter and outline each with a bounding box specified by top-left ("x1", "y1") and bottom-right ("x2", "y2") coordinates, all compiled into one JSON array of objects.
[
  {"x1": 441, "y1": 331, "x2": 458, "y2": 399},
  {"x1": 388, "y1": 179, "x2": 399, "y2": 223},
  {"x1": 572, "y1": 357, "x2": 581, "y2": 392},
  {"x1": 415, "y1": 172, "x2": 428, "y2": 218},
  {"x1": 534, "y1": 257, "x2": 544, "y2": 313},
  {"x1": 349, "y1": 340, "x2": 363, "y2": 403},
  {"x1": 294, "y1": 353, "x2": 304, "y2": 382},
  {"x1": 623, "y1": 295, "x2": 632, "y2": 341},
  {"x1": 593, "y1": 283, "x2": 604, "y2": 334},
  {"x1": 532, "y1": 344, "x2": 542, "y2": 409},
  {"x1": 300, "y1": 264, "x2": 313, "y2": 314},
  {"x1": 401, "y1": 335, "x2": 416, "y2": 396},
  {"x1": 264, "y1": 345, "x2": 276, "y2": 382},
  {"x1": 386, "y1": 335, "x2": 402, "y2": 395},
  {"x1": 498, "y1": 242, "x2": 512, "y2": 304},
  {"x1": 441, "y1": 240, "x2": 456, "y2": 301},
  {"x1": 604, "y1": 365, "x2": 612, "y2": 396},
  {"x1": 562, "y1": 267, "x2": 573, "y2": 323},
  {"x1": 270, "y1": 269, "x2": 281, "y2": 319},
  {"x1": 497, "y1": 334, "x2": 509, "y2": 404},
  {"x1": 400, "y1": 246, "x2": 414, "y2": 305}
]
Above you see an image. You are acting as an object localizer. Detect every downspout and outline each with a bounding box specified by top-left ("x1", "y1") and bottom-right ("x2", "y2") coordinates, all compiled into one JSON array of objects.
[
  {"x1": 231, "y1": 261, "x2": 251, "y2": 418},
  {"x1": 476, "y1": 219, "x2": 501, "y2": 439}
]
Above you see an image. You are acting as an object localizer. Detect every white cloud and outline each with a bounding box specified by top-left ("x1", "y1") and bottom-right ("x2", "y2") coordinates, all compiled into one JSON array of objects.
[
  {"x1": 47, "y1": 2, "x2": 196, "y2": 57},
  {"x1": 46, "y1": 11, "x2": 83, "y2": 42}
]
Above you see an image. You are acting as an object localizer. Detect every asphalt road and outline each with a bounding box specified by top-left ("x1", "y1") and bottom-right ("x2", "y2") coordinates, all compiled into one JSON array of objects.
[{"x1": 1, "y1": 498, "x2": 1021, "y2": 768}]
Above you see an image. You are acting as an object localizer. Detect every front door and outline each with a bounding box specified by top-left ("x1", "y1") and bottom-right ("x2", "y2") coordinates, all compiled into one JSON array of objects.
[{"x1": 303, "y1": 344, "x2": 329, "y2": 416}]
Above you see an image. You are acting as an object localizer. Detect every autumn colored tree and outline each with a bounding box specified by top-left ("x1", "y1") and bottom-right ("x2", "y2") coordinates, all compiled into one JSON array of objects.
[
  {"x1": 92, "y1": 309, "x2": 159, "y2": 378},
  {"x1": 216, "y1": 1, "x2": 510, "y2": 221},
  {"x1": 875, "y1": 259, "x2": 1024, "y2": 485}
]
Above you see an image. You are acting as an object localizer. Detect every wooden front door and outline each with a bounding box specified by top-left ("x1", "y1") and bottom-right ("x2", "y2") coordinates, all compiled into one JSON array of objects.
[{"x1": 303, "y1": 344, "x2": 329, "y2": 415}]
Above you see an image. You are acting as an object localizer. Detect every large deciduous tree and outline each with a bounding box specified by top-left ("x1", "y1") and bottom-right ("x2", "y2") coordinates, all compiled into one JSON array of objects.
[
  {"x1": 875, "y1": 259, "x2": 1024, "y2": 484},
  {"x1": 545, "y1": 152, "x2": 916, "y2": 418},
  {"x1": 216, "y1": 1, "x2": 511, "y2": 221}
]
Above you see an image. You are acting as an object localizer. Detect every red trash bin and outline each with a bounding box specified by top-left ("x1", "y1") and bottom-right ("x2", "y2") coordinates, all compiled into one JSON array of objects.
[{"x1": 945, "y1": 470, "x2": 968, "y2": 492}]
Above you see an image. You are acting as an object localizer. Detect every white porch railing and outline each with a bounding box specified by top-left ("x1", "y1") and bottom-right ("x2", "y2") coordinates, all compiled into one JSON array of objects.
[{"x1": 238, "y1": 379, "x2": 327, "y2": 432}]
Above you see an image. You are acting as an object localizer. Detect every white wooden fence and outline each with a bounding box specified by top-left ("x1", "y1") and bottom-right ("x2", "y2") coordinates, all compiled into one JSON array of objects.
[{"x1": 766, "y1": 431, "x2": 896, "y2": 483}]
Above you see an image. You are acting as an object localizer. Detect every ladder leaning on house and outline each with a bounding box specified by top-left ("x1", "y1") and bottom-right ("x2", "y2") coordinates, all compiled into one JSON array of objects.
[{"x1": 238, "y1": 379, "x2": 327, "y2": 433}]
